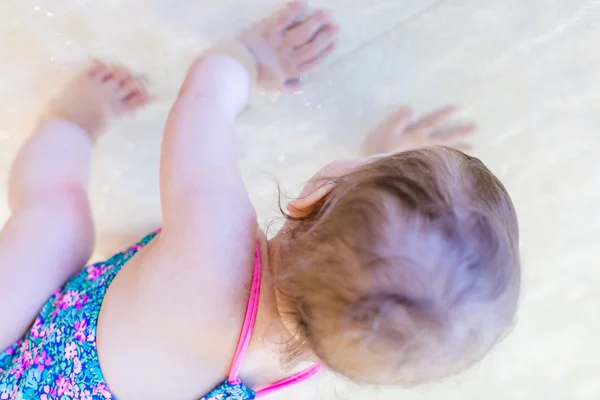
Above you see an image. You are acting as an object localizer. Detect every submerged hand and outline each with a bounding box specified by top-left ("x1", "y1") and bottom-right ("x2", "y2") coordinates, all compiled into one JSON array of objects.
[{"x1": 364, "y1": 106, "x2": 476, "y2": 154}]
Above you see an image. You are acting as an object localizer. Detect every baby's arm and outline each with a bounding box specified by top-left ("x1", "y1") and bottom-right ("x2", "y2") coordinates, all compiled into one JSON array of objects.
[
  {"x1": 159, "y1": 1, "x2": 339, "y2": 242},
  {"x1": 159, "y1": 55, "x2": 255, "y2": 241},
  {"x1": 94, "y1": 6, "x2": 339, "y2": 394}
]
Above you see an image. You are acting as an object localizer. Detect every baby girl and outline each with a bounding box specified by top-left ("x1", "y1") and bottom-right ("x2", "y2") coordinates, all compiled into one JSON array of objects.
[{"x1": 0, "y1": 1, "x2": 520, "y2": 399}]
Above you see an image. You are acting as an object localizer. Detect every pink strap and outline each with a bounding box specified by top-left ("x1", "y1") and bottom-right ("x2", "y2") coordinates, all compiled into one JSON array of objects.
[
  {"x1": 228, "y1": 245, "x2": 263, "y2": 383},
  {"x1": 255, "y1": 365, "x2": 324, "y2": 398},
  {"x1": 227, "y1": 245, "x2": 322, "y2": 395}
]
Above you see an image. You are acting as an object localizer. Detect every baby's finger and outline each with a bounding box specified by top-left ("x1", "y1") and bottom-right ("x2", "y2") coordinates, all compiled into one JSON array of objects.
[
  {"x1": 274, "y1": 0, "x2": 307, "y2": 31},
  {"x1": 293, "y1": 24, "x2": 339, "y2": 64},
  {"x1": 408, "y1": 105, "x2": 457, "y2": 134},
  {"x1": 285, "y1": 10, "x2": 331, "y2": 47},
  {"x1": 383, "y1": 107, "x2": 414, "y2": 134},
  {"x1": 431, "y1": 123, "x2": 476, "y2": 139},
  {"x1": 296, "y1": 43, "x2": 336, "y2": 74},
  {"x1": 363, "y1": 106, "x2": 413, "y2": 153}
]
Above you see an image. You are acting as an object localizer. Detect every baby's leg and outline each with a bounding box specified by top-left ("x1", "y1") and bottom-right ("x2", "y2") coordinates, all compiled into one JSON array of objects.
[{"x1": 0, "y1": 61, "x2": 149, "y2": 351}]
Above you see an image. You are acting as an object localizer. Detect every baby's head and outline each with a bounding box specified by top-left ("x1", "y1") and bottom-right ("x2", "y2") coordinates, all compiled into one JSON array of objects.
[{"x1": 273, "y1": 146, "x2": 520, "y2": 385}]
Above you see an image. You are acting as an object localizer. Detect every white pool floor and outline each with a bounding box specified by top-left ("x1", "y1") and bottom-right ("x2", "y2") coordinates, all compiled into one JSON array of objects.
[{"x1": 1, "y1": 0, "x2": 599, "y2": 399}]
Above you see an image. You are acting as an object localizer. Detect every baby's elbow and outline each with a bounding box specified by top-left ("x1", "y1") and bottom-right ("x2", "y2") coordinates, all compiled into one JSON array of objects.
[{"x1": 180, "y1": 55, "x2": 251, "y2": 111}]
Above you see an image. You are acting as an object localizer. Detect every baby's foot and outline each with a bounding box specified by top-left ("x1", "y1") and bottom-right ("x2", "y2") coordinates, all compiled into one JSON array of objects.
[
  {"x1": 240, "y1": 0, "x2": 339, "y2": 90},
  {"x1": 42, "y1": 60, "x2": 150, "y2": 140}
]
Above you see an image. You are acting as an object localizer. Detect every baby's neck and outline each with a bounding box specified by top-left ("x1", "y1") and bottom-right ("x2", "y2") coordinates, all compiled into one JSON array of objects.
[
  {"x1": 253, "y1": 232, "x2": 290, "y2": 342},
  {"x1": 261, "y1": 233, "x2": 300, "y2": 338}
]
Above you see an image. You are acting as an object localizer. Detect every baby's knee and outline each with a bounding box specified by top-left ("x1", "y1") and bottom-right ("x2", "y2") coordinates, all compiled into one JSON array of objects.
[{"x1": 18, "y1": 184, "x2": 93, "y2": 238}]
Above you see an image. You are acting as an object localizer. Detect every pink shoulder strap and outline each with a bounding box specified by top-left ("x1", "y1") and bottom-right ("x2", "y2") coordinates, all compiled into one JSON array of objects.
[{"x1": 228, "y1": 245, "x2": 323, "y2": 397}]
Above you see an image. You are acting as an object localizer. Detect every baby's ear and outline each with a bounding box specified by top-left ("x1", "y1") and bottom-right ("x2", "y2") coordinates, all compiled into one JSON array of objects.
[{"x1": 287, "y1": 182, "x2": 336, "y2": 218}]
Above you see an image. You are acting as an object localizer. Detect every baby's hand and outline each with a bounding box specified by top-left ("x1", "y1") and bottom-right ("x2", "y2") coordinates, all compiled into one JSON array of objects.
[
  {"x1": 364, "y1": 106, "x2": 476, "y2": 154},
  {"x1": 239, "y1": 1, "x2": 339, "y2": 90}
]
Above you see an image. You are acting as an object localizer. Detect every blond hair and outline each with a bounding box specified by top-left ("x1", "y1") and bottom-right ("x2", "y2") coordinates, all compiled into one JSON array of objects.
[{"x1": 274, "y1": 147, "x2": 520, "y2": 384}]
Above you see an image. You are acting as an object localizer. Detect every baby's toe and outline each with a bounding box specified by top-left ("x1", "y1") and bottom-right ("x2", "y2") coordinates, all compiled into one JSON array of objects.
[
  {"x1": 87, "y1": 60, "x2": 108, "y2": 79},
  {"x1": 123, "y1": 90, "x2": 150, "y2": 110},
  {"x1": 120, "y1": 76, "x2": 149, "y2": 109},
  {"x1": 103, "y1": 67, "x2": 131, "y2": 93}
]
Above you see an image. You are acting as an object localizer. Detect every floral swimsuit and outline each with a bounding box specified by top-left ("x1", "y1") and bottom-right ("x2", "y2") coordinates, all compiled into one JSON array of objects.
[{"x1": 0, "y1": 232, "x2": 321, "y2": 399}]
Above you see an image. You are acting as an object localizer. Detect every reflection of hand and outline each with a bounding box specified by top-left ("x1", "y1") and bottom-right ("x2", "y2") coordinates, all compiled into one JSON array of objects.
[
  {"x1": 239, "y1": 1, "x2": 339, "y2": 91},
  {"x1": 364, "y1": 106, "x2": 476, "y2": 154}
]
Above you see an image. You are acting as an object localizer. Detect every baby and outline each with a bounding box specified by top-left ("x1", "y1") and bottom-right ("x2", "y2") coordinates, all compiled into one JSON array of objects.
[{"x1": 0, "y1": 1, "x2": 520, "y2": 399}]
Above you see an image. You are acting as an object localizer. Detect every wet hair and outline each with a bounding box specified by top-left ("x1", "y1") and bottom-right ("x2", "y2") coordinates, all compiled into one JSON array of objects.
[{"x1": 274, "y1": 147, "x2": 520, "y2": 385}]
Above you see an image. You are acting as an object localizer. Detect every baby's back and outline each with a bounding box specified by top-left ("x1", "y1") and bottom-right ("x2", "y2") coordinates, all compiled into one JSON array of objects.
[{"x1": 96, "y1": 227, "x2": 261, "y2": 399}]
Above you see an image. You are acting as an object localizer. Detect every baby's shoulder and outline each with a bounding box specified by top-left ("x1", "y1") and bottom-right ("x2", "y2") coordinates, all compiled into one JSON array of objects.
[{"x1": 117, "y1": 225, "x2": 260, "y2": 320}]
